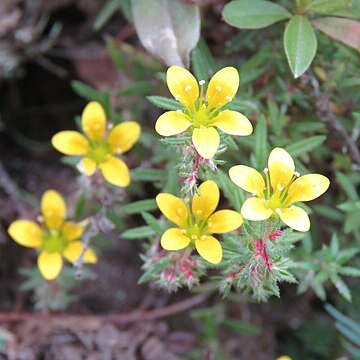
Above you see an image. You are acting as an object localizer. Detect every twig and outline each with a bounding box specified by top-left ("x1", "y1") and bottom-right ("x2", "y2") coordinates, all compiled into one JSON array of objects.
[
  {"x1": 0, "y1": 293, "x2": 210, "y2": 324},
  {"x1": 0, "y1": 161, "x2": 28, "y2": 217},
  {"x1": 307, "y1": 75, "x2": 360, "y2": 170}
]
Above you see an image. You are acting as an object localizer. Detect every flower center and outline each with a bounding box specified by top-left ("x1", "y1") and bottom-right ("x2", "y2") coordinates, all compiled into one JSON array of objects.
[
  {"x1": 262, "y1": 168, "x2": 300, "y2": 211},
  {"x1": 184, "y1": 214, "x2": 208, "y2": 241},
  {"x1": 87, "y1": 142, "x2": 110, "y2": 164},
  {"x1": 42, "y1": 230, "x2": 67, "y2": 253}
]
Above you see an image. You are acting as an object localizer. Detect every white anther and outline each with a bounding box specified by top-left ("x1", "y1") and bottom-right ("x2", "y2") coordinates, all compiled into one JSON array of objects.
[
  {"x1": 107, "y1": 123, "x2": 114, "y2": 130},
  {"x1": 263, "y1": 168, "x2": 269, "y2": 174},
  {"x1": 191, "y1": 235, "x2": 198, "y2": 240},
  {"x1": 199, "y1": 80, "x2": 205, "y2": 85},
  {"x1": 275, "y1": 208, "x2": 282, "y2": 215},
  {"x1": 37, "y1": 215, "x2": 43, "y2": 222},
  {"x1": 185, "y1": 85, "x2": 192, "y2": 91},
  {"x1": 215, "y1": 85, "x2": 222, "y2": 91},
  {"x1": 226, "y1": 96, "x2": 232, "y2": 102},
  {"x1": 294, "y1": 171, "x2": 300, "y2": 177},
  {"x1": 175, "y1": 94, "x2": 181, "y2": 100},
  {"x1": 252, "y1": 190, "x2": 258, "y2": 196},
  {"x1": 277, "y1": 184, "x2": 284, "y2": 191}
]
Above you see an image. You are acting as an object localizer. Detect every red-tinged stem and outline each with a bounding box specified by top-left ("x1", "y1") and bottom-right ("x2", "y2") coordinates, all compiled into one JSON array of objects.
[{"x1": 255, "y1": 238, "x2": 272, "y2": 271}]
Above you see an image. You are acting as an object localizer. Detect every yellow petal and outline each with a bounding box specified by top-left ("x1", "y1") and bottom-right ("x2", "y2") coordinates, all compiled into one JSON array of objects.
[
  {"x1": 241, "y1": 197, "x2": 273, "y2": 221},
  {"x1": 78, "y1": 157, "x2": 97, "y2": 176},
  {"x1": 195, "y1": 235, "x2": 222, "y2": 264},
  {"x1": 156, "y1": 193, "x2": 189, "y2": 227},
  {"x1": 287, "y1": 174, "x2": 330, "y2": 204},
  {"x1": 160, "y1": 228, "x2": 190, "y2": 251},
  {"x1": 81, "y1": 101, "x2": 106, "y2": 141},
  {"x1": 51, "y1": 131, "x2": 89, "y2": 155},
  {"x1": 277, "y1": 206, "x2": 310, "y2": 232},
  {"x1": 62, "y1": 221, "x2": 84, "y2": 241},
  {"x1": 41, "y1": 190, "x2": 66, "y2": 230},
  {"x1": 192, "y1": 180, "x2": 219, "y2": 220},
  {"x1": 63, "y1": 241, "x2": 97, "y2": 263},
  {"x1": 212, "y1": 110, "x2": 253, "y2": 136},
  {"x1": 38, "y1": 251, "x2": 63, "y2": 280},
  {"x1": 167, "y1": 66, "x2": 199, "y2": 108},
  {"x1": 229, "y1": 165, "x2": 265, "y2": 197},
  {"x1": 99, "y1": 155, "x2": 130, "y2": 187},
  {"x1": 107, "y1": 121, "x2": 141, "y2": 154},
  {"x1": 268, "y1": 147, "x2": 295, "y2": 191},
  {"x1": 192, "y1": 127, "x2": 220, "y2": 159},
  {"x1": 155, "y1": 111, "x2": 191, "y2": 136},
  {"x1": 207, "y1": 210, "x2": 243, "y2": 233},
  {"x1": 8, "y1": 220, "x2": 42, "y2": 248},
  {"x1": 206, "y1": 67, "x2": 239, "y2": 108}
]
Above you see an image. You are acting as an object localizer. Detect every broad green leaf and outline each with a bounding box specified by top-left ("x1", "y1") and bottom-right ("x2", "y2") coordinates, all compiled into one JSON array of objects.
[
  {"x1": 284, "y1": 15, "x2": 317, "y2": 78},
  {"x1": 122, "y1": 199, "x2": 157, "y2": 214},
  {"x1": 131, "y1": 0, "x2": 200, "y2": 67},
  {"x1": 147, "y1": 96, "x2": 184, "y2": 111},
  {"x1": 121, "y1": 226, "x2": 155, "y2": 239},
  {"x1": 305, "y1": 0, "x2": 351, "y2": 15},
  {"x1": 312, "y1": 17, "x2": 360, "y2": 52},
  {"x1": 286, "y1": 135, "x2": 326, "y2": 157},
  {"x1": 222, "y1": 0, "x2": 291, "y2": 29}
]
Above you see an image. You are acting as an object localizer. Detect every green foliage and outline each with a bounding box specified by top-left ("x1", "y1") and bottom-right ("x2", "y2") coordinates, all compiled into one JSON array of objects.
[
  {"x1": 222, "y1": 0, "x2": 291, "y2": 29},
  {"x1": 284, "y1": 15, "x2": 317, "y2": 78}
]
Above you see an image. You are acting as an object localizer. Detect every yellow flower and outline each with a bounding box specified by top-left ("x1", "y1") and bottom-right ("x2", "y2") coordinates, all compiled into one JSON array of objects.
[
  {"x1": 52, "y1": 101, "x2": 141, "y2": 187},
  {"x1": 8, "y1": 190, "x2": 97, "y2": 280},
  {"x1": 156, "y1": 180, "x2": 243, "y2": 264},
  {"x1": 229, "y1": 148, "x2": 330, "y2": 232},
  {"x1": 155, "y1": 66, "x2": 253, "y2": 159}
]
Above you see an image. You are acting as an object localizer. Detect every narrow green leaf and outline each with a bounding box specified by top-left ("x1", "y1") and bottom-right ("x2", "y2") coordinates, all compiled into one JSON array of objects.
[
  {"x1": 335, "y1": 172, "x2": 358, "y2": 200},
  {"x1": 325, "y1": 304, "x2": 360, "y2": 335},
  {"x1": 121, "y1": 226, "x2": 155, "y2": 239},
  {"x1": 284, "y1": 15, "x2": 317, "y2": 78},
  {"x1": 147, "y1": 96, "x2": 184, "y2": 111},
  {"x1": 191, "y1": 39, "x2": 217, "y2": 83},
  {"x1": 105, "y1": 36, "x2": 126, "y2": 71},
  {"x1": 118, "y1": 81, "x2": 153, "y2": 96},
  {"x1": 141, "y1": 212, "x2": 164, "y2": 236},
  {"x1": 131, "y1": 168, "x2": 166, "y2": 182},
  {"x1": 71, "y1": 80, "x2": 104, "y2": 102},
  {"x1": 94, "y1": 0, "x2": 120, "y2": 31},
  {"x1": 222, "y1": 0, "x2": 291, "y2": 29},
  {"x1": 254, "y1": 115, "x2": 268, "y2": 169},
  {"x1": 337, "y1": 201, "x2": 360, "y2": 212},
  {"x1": 122, "y1": 199, "x2": 157, "y2": 214},
  {"x1": 286, "y1": 135, "x2": 326, "y2": 157},
  {"x1": 338, "y1": 267, "x2": 360, "y2": 277}
]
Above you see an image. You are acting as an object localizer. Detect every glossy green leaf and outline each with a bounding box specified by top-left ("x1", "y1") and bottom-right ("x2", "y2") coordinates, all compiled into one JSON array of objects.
[
  {"x1": 222, "y1": 0, "x2": 291, "y2": 29},
  {"x1": 284, "y1": 15, "x2": 317, "y2": 78}
]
